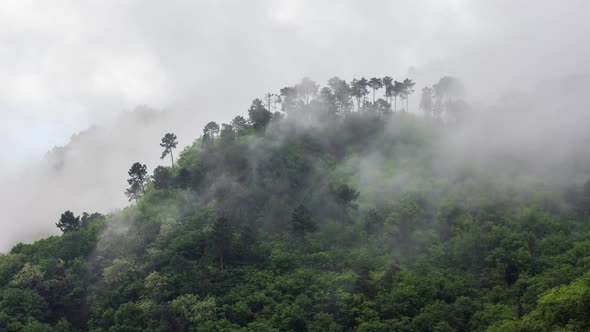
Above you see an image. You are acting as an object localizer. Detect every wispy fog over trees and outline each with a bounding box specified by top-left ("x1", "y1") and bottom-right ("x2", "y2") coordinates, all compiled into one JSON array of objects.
[{"x1": 1, "y1": 75, "x2": 590, "y2": 331}]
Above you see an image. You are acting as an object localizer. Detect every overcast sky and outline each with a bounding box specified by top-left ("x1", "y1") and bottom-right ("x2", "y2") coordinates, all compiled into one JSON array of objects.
[{"x1": 1, "y1": 0, "x2": 589, "y2": 171}]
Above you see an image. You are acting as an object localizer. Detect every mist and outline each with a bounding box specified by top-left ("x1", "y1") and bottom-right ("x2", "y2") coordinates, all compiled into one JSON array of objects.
[{"x1": 1, "y1": 0, "x2": 590, "y2": 250}]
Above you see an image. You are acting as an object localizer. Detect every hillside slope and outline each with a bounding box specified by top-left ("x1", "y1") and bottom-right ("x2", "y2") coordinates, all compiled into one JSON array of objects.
[{"x1": 2, "y1": 78, "x2": 590, "y2": 331}]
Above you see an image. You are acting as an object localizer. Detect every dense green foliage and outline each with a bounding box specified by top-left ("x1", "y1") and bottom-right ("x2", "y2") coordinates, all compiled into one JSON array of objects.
[{"x1": 2, "y1": 77, "x2": 590, "y2": 331}]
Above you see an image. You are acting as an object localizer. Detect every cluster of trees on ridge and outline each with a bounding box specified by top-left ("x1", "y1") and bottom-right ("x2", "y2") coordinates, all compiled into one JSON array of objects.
[
  {"x1": 121, "y1": 76, "x2": 468, "y2": 203},
  {"x1": 1, "y1": 76, "x2": 590, "y2": 331}
]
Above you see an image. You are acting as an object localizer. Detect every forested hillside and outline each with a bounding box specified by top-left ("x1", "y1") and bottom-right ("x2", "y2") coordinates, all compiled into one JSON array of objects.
[{"x1": 2, "y1": 76, "x2": 590, "y2": 331}]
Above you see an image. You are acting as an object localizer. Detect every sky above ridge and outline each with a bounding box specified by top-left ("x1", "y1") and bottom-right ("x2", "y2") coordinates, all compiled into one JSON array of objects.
[{"x1": 1, "y1": 0, "x2": 589, "y2": 170}]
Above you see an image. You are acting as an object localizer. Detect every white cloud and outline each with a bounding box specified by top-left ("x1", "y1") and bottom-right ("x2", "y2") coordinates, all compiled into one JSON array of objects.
[{"x1": 0, "y1": 0, "x2": 588, "y2": 167}]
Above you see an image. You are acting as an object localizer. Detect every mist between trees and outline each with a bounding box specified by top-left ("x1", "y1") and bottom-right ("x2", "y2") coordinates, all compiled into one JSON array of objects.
[{"x1": 1, "y1": 74, "x2": 590, "y2": 330}]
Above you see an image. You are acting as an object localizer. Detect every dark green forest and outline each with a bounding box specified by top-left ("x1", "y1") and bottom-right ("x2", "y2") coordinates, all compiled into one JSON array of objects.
[{"x1": 2, "y1": 76, "x2": 590, "y2": 331}]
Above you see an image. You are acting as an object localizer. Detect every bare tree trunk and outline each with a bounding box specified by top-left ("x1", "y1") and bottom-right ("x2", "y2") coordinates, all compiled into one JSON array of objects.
[{"x1": 170, "y1": 150, "x2": 175, "y2": 168}]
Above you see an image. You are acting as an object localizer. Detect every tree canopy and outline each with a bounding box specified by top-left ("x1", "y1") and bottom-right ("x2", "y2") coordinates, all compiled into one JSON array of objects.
[
  {"x1": 2, "y1": 75, "x2": 590, "y2": 331},
  {"x1": 160, "y1": 133, "x2": 178, "y2": 167},
  {"x1": 55, "y1": 210, "x2": 80, "y2": 233},
  {"x1": 125, "y1": 162, "x2": 148, "y2": 202}
]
